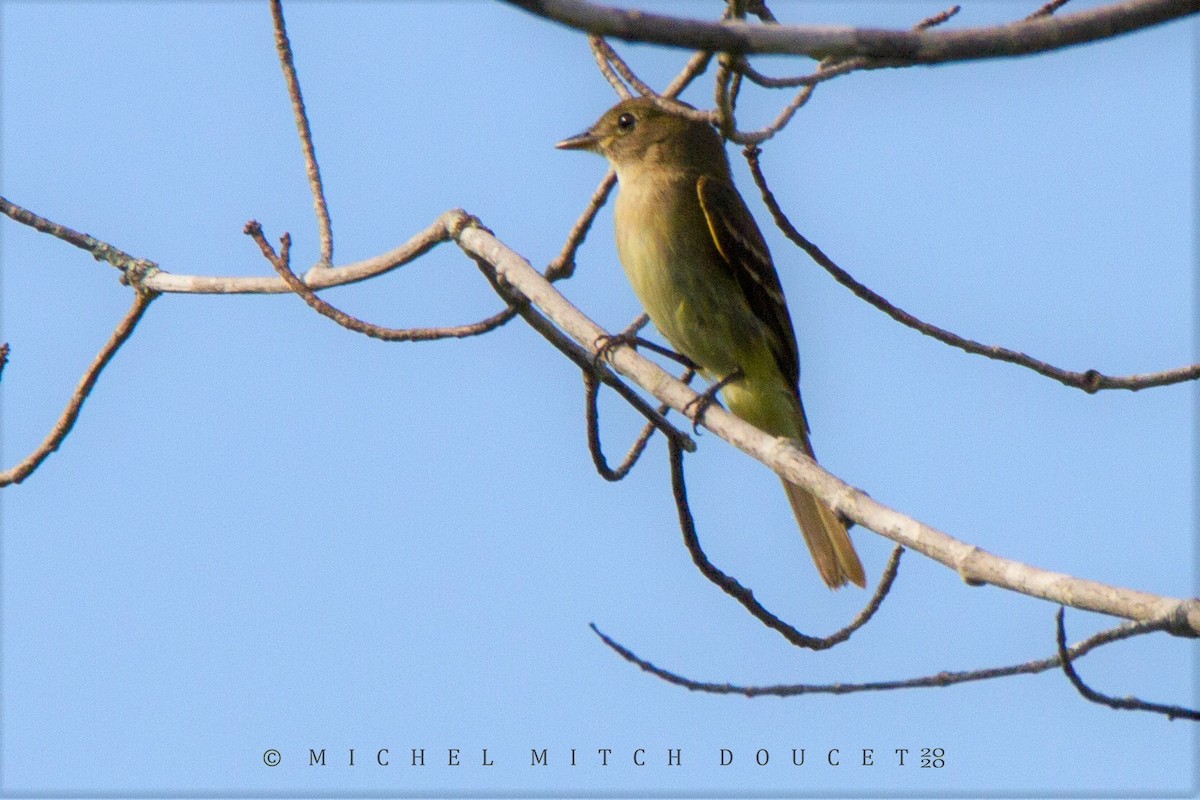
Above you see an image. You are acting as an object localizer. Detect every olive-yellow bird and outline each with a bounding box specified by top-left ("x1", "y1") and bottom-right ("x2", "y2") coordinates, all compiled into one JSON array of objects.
[{"x1": 558, "y1": 97, "x2": 864, "y2": 589}]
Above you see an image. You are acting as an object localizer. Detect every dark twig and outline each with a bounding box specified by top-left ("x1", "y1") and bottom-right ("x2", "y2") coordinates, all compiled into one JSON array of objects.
[
  {"x1": 589, "y1": 36, "x2": 635, "y2": 98},
  {"x1": 0, "y1": 343, "x2": 9, "y2": 383},
  {"x1": 593, "y1": 314, "x2": 700, "y2": 373},
  {"x1": 244, "y1": 220, "x2": 516, "y2": 341},
  {"x1": 730, "y1": 6, "x2": 957, "y2": 144},
  {"x1": 0, "y1": 196, "x2": 158, "y2": 281},
  {"x1": 667, "y1": 440, "x2": 897, "y2": 650},
  {"x1": 745, "y1": 147, "x2": 1200, "y2": 393},
  {"x1": 663, "y1": 49, "x2": 714, "y2": 99},
  {"x1": 916, "y1": 4, "x2": 962, "y2": 30},
  {"x1": 1, "y1": 290, "x2": 157, "y2": 487},
  {"x1": 1027, "y1": 0, "x2": 1073, "y2": 21},
  {"x1": 590, "y1": 35, "x2": 651, "y2": 97},
  {"x1": 546, "y1": 172, "x2": 617, "y2": 281},
  {"x1": 1055, "y1": 608, "x2": 1200, "y2": 720},
  {"x1": 270, "y1": 0, "x2": 334, "y2": 266},
  {"x1": 593, "y1": 607, "x2": 1173, "y2": 697},
  {"x1": 744, "y1": 0, "x2": 777, "y2": 24},
  {"x1": 462, "y1": 246, "x2": 697, "y2": 453},
  {"x1": 584, "y1": 366, "x2": 695, "y2": 481}
]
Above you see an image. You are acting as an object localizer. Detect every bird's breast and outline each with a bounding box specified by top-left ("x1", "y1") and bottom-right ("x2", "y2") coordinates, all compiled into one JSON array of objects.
[{"x1": 612, "y1": 171, "x2": 766, "y2": 380}]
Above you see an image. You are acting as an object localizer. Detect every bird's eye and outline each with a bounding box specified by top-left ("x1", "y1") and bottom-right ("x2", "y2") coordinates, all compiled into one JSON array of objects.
[{"x1": 617, "y1": 112, "x2": 636, "y2": 131}]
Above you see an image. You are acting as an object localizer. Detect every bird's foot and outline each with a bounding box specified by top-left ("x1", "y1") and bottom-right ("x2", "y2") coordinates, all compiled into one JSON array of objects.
[{"x1": 683, "y1": 368, "x2": 744, "y2": 433}]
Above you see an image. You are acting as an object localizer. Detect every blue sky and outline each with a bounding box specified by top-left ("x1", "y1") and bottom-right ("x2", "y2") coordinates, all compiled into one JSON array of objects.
[{"x1": 0, "y1": 1, "x2": 1195, "y2": 796}]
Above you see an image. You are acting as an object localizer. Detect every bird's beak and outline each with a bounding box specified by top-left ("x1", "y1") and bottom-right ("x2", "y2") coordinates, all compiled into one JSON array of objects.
[{"x1": 555, "y1": 129, "x2": 600, "y2": 152}]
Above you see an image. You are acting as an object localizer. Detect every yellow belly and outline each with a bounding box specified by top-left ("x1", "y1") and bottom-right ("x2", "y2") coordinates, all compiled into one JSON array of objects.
[{"x1": 613, "y1": 171, "x2": 800, "y2": 439}]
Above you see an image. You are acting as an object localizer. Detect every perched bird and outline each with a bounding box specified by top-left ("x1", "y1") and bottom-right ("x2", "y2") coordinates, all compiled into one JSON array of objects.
[{"x1": 557, "y1": 96, "x2": 865, "y2": 589}]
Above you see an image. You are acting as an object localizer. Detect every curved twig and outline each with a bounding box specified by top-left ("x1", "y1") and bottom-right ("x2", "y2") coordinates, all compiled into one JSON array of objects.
[
  {"x1": 1055, "y1": 608, "x2": 1200, "y2": 720},
  {"x1": 2, "y1": 195, "x2": 466, "y2": 296},
  {"x1": 745, "y1": 147, "x2": 1200, "y2": 393},
  {"x1": 592, "y1": 609, "x2": 1174, "y2": 697},
  {"x1": 546, "y1": 172, "x2": 617, "y2": 281},
  {"x1": 1, "y1": 290, "x2": 157, "y2": 487},
  {"x1": 584, "y1": 368, "x2": 689, "y2": 482},
  {"x1": 503, "y1": 0, "x2": 1199, "y2": 63},
  {"x1": 244, "y1": 220, "x2": 517, "y2": 342},
  {"x1": 589, "y1": 35, "x2": 647, "y2": 97},
  {"x1": 668, "y1": 440, "x2": 900, "y2": 650}
]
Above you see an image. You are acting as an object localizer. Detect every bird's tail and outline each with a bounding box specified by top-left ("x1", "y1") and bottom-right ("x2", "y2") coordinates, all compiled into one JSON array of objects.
[
  {"x1": 722, "y1": 379, "x2": 865, "y2": 589},
  {"x1": 782, "y1": 477, "x2": 865, "y2": 589}
]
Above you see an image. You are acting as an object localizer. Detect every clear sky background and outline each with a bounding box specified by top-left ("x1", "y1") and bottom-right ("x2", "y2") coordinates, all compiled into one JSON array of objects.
[{"x1": 0, "y1": 1, "x2": 1195, "y2": 797}]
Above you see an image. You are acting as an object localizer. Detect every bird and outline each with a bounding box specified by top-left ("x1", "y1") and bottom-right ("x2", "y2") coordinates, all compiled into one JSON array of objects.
[{"x1": 557, "y1": 96, "x2": 865, "y2": 589}]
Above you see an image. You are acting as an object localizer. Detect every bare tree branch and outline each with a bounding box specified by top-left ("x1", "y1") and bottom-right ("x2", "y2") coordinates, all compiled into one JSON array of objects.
[
  {"x1": 584, "y1": 365, "x2": 693, "y2": 482},
  {"x1": 270, "y1": 0, "x2": 334, "y2": 266},
  {"x1": 744, "y1": 147, "x2": 1200, "y2": 393},
  {"x1": 1, "y1": 194, "x2": 464, "y2": 296},
  {"x1": 1027, "y1": 0, "x2": 1074, "y2": 21},
  {"x1": 592, "y1": 610, "x2": 1176, "y2": 696},
  {"x1": 662, "y1": 48, "x2": 714, "y2": 99},
  {"x1": 589, "y1": 35, "x2": 646, "y2": 97},
  {"x1": 244, "y1": 220, "x2": 517, "y2": 342},
  {"x1": 668, "y1": 439, "x2": 901, "y2": 649},
  {"x1": 503, "y1": 0, "x2": 1199, "y2": 63},
  {"x1": 449, "y1": 214, "x2": 1200, "y2": 636},
  {"x1": 0, "y1": 196, "x2": 158, "y2": 285},
  {"x1": 1055, "y1": 608, "x2": 1200, "y2": 720},
  {"x1": 546, "y1": 172, "x2": 616, "y2": 281},
  {"x1": 0, "y1": 290, "x2": 157, "y2": 487},
  {"x1": 461, "y1": 240, "x2": 697, "y2": 453}
]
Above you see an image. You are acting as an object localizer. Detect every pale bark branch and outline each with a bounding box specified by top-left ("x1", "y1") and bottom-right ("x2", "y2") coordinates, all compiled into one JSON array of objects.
[{"x1": 449, "y1": 214, "x2": 1200, "y2": 637}]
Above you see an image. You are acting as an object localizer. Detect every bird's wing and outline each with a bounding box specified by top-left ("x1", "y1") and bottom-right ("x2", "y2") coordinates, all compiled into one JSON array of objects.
[{"x1": 696, "y1": 173, "x2": 801, "y2": 393}]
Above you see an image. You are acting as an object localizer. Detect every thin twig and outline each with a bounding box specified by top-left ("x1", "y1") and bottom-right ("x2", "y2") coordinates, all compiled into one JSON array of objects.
[
  {"x1": 592, "y1": 609, "x2": 1174, "y2": 697},
  {"x1": 589, "y1": 35, "x2": 634, "y2": 98},
  {"x1": 590, "y1": 35, "x2": 654, "y2": 97},
  {"x1": 667, "y1": 440, "x2": 898, "y2": 650},
  {"x1": 1027, "y1": 0, "x2": 1073, "y2": 21},
  {"x1": 270, "y1": 0, "x2": 334, "y2": 266},
  {"x1": 663, "y1": 49, "x2": 714, "y2": 98},
  {"x1": 546, "y1": 171, "x2": 617, "y2": 281},
  {"x1": 744, "y1": 147, "x2": 1200, "y2": 393},
  {"x1": 744, "y1": 0, "x2": 777, "y2": 24},
  {"x1": 1, "y1": 290, "x2": 157, "y2": 487},
  {"x1": 1055, "y1": 608, "x2": 1200, "y2": 720},
  {"x1": 916, "y1": 4, "x2": 962, "y2": 30},
  {"x1": 0, "y1": 196, "x2": 158, "y2": 281},
  {"x1": 584, "y1": 366, "x2": 694, "y2": 482},
  {"x1": 730, "y1": 6, "x2": 954, "y2": 144},
  {"x1": 713, "y1": 54, "x2": 737, "y2": 138},
  {"x1": 244, "y1": 220, "x2": 516, "y2": 341}
]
